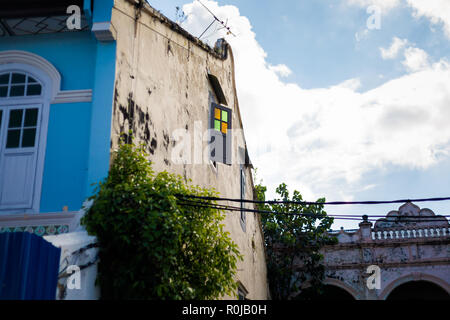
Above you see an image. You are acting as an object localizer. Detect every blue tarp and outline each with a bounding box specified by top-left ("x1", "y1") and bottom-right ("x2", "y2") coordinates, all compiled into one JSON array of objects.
[{"x1": 0, "y1": 232, "x2": 61, "y2": 300}]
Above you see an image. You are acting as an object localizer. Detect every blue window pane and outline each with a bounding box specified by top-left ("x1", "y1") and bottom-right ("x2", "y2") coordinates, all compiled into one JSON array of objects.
[
  {"x1": 8, "y1": 109, "x2": 23, "y2": 128},
  {"x1": 22, "y1": 128, "x2": 36, "y2": 147},
  {"x1": 11, "y1": 73, "x2": 26, "y2": 84},
  {"x1": 0, "y1": 86, "x2": 7, "y2": 97},
  {"x1": 0, "y1": 73, "x2": 9, "y2": 85},
  {"x1": 26, "y1": 84, "x2": 41, "y2": 96},
  {"x1": 24, "y1": 109, "x2": 38, "y2": 127},
  {"x1": 10, "y1": 85, "x2": 25, "y2": 97},
  {"x1": 6, "y1": 129, "x2": 21, "y2": 148}
]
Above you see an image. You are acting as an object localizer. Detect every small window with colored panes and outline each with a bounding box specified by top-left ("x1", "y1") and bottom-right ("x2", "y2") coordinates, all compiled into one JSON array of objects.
[{"x1": 210, "y1": 102, "x2": 232, "y2": 164}]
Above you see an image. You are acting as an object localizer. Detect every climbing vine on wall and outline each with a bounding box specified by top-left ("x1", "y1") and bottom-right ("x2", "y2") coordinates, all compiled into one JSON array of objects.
[
  {"x1": 82, "y1": 141, "x2": 241, "y2": 299},
  {"x1": 254, "y1": 172, "x2": 337, "y2": 300}
]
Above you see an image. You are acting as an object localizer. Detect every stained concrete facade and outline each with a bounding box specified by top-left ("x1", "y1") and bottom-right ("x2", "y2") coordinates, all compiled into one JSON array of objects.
[
  {"x1": 322, "y1": 203, "x2": 450, "y2": 300},
  {"x1": 109, "y1": 0, "x2": 269, "y2": 300}
]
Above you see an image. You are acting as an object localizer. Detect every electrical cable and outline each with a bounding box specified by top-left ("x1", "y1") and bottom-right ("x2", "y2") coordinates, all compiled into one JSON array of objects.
[
  {"x1": 175, "y1": 194, "x2": 450, "y2": 206},
  {"x1": 177, "y1": 199, "x2": 450, "y2": 222}
]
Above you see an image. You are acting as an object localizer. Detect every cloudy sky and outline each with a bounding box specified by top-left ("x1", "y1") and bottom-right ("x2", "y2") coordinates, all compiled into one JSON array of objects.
[{"x1": 151, "y1": 0, "x2": 450, "y2": 229}]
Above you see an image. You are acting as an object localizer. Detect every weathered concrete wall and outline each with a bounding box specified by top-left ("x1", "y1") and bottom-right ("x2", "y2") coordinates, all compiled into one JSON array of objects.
[
  {"x1": 109, "y1": 0, "x2": 269, "y2": 299},
  {"x1": 44, "y1": 231, "x2": 99, "y2": 300}
]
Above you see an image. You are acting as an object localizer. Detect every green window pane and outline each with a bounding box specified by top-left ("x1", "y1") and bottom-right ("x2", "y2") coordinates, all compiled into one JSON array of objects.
[
  {"x1": 214, "y1": 119, "x2": 221, "y2": 131},
  {"x1": 28, "y1": 76, "x2": 38, "y2": 83},
  {"x1": 0, "y1": 73, "x2": 9, "y2": 85},
  {"x1": 6, "y1": 129, "x2": 21, "y2": 148},
  {"x1": 0, "y1": 86, "x2": 7, "y2": 97},
  {"x1": 22, "y1": 128, "x2": 36, "y2": 147},
  {"x1": 8, "y1": 109, "x2": 23, "y2": 128},
  {"x1": 24, "y1": 108, "x2": 38, "y2": 127},
  {"x1": 221, "y1": 110, "x2": 228, "y2": 122},
  {"x1": 10, "y1": 85, "x2": 25, "y2": 97},
  {"x1": 26, "y1": 84, "x2": 41, "y2": 96},
  {"x1": 11, "y1": 73, "x2": 26, "y2": 84}
]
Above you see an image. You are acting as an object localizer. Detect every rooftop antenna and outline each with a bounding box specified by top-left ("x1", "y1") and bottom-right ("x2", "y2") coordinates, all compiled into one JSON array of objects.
[{"x1": 196, "y1": 0, "x2": 236, "y2": 40}]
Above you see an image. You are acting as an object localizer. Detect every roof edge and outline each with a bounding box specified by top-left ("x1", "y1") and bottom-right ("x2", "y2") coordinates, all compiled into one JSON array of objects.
[{"x1": 124, "y1": 0, "x2": 229, "y2": 60}]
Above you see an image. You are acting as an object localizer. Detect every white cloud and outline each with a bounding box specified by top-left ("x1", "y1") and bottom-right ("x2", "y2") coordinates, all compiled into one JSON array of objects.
[
  {"x1": 182, "y1": 1, "x2": 450, "y2": 200},
  {"x1": 380, "y1": 37, "x2": 408, "y2": 59},
  {"x1": 380, "y1": 37, "x2": 432, "y2": 73},
  {"x1": 268, "y1": 64, "x2": 292, "y2": 78},
  {"x1": 406, "y1": 0, "x2": 450, "y2": 38},
  {"x1": 346, "y1": 0, "x2": 450, "y2": 39},
  {"x1": 346, "y1": 0, "x2": 401, "y2": 13},
  {"x1": 355, "y1": 29, "x2": 369, "y2": 42},
  {"x1": 401, "y1": 46, "x2": 430, "y2": 72}
]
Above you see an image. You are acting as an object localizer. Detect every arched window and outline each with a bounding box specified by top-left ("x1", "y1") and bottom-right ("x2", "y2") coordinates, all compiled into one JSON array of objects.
[{"x1": 0, "y1": 72, "x2": 42, "y2": 98}]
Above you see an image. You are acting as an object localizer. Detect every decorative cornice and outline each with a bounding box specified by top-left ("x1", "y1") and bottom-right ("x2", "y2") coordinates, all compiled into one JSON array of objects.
[
  {"x1": 91, "y1": 21, "x2": 117, "y2": 42},
  {"x1": 52, "y1": 89, "x2": 93, "y2": 104}
]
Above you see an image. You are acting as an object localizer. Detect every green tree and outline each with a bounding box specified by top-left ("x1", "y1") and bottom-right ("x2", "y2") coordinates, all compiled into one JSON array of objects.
[
  {"x1": 82, "y1": 142, "x2": 241, "y2": 299},
  {"x1": 254, "y1": 175, "x2": 337, "y2": 300}
]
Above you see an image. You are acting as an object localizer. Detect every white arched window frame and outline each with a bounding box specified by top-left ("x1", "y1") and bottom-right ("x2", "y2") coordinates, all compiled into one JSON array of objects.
[{"x1": 0, "y1": 51, "x2": 60, "y2": 214}]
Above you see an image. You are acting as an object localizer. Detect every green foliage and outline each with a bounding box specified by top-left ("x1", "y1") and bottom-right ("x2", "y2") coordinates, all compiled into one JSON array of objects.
[
  {"x1": 81, "y1": 142, "x2": 241, "y2": 300},
  {"x1": 254, "y1": 172, "x2": 337, "y2": 300}
]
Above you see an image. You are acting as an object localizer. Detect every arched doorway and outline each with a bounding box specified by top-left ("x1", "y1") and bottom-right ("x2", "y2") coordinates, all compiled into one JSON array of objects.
[
  {"x1": 0, "y1": 50, "x2": 59, "y2": 214},
  {"x1": 387, "y1": 281, "x2": 450, "y2": 300},
  {"x1": 295, "y1": 285, "x2": 356, "y2": 300}
]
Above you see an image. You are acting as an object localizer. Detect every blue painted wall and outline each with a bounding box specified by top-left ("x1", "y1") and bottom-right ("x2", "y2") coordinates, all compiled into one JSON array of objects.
[
  {"x1": 0, "y1": 32, "x2": 97, "y2": 91},
  {"x1": 86, "y1": 41, "x2": 116, "y2": 198},
  {"x1": 0, "y1": 24, "x2": 116, "y2": 212},
  {"x1": 40, "y1": 101, "x2": 91, "y2": 212}
]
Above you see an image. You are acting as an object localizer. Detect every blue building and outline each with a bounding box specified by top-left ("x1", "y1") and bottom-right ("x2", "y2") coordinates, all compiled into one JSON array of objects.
[{"x1": 0, "y1": 0, "x2": 117, "y2": 235}]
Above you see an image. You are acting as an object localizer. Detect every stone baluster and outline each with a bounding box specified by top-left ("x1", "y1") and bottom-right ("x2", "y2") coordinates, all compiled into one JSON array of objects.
[
  {"x1": 395, "y1": 230, "x2": 399, "y2": 239},
  {"x1": 412, "y1": 229, "x2": 417, "y2": 238},
  {"x1": 371, "y1": 232, "x2": 376, "y2": 240},
  {"x1": 430, "y1": 229, "x2": 435, "y2": 237},
  {"x1": 406, "y1": 230, "x2": 411, "y2": 238},
  {"x1": 401, "y1": 230, "x2": 405, "y2": 238},
  {"x1": 377, "y1": 231, "x2": 382, "y2": 240},
  {"x1": 436, "y1": 229, "x2": 440, "y2": 237},
  {"x1": 389, "y1": 231, "x2": 394, "y2": 239},
  {"x1": 383, "y1": 231, "x2": 388, "y2": 239},
  {"x1": 418, "y1": 229, "x2": 423, "y2": 237},
  {"x1": 424, "y1": 229, "x2": 428, "y2": 237}
]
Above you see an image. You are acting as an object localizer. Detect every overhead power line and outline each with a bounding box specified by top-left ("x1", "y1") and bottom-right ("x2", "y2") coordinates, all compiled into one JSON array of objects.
[
  {"x1": 176, "y1": 194, "x2": 450, "y2": 206},
  {"x1": 177, "y1": 198, "x2": 450, "y2": 222}
]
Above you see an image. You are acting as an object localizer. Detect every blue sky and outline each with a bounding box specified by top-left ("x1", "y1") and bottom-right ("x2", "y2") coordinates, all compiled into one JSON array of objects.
[{"x1": 150, "y1": 0, "x2": 450, "y2": 229}]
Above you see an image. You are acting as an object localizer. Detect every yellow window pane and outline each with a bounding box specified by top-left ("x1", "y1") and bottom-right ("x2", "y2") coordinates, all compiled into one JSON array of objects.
[
  {"x1": 215, "y1": 108, "x2": 221, "y2": 120},
  {"x1": 221, "y1": 122, "x2": 228, "y2": 134}
]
